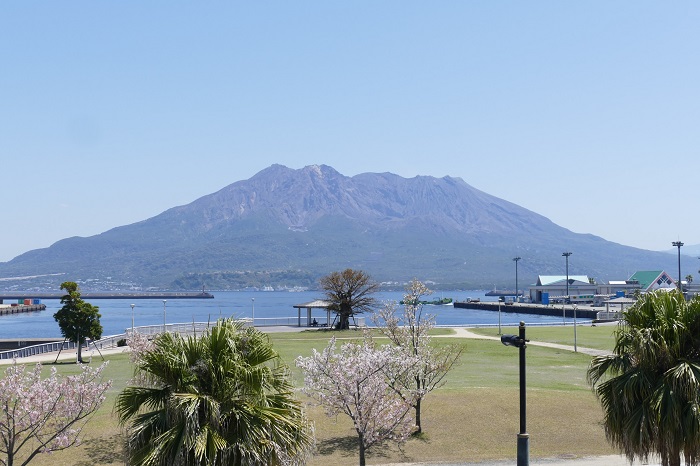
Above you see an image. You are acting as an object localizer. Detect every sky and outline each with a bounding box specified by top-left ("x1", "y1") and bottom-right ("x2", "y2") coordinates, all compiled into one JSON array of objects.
[{"x1": 2, "y1": 2, "x2": 699, "y2": 263}]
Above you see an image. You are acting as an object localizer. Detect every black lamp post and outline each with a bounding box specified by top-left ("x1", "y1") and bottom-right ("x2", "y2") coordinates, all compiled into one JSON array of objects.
[
  {"x1": 513, "y1": 257, "x2": 521, "y2": 300},
  {"x1": 501, "y1": 321, "x2": 529, "y2": 466},
  {"x1": 672, "y1": 241, "x2": 683, "y2": 291},
  {"x1": 562, "y1": 252, "x2": 572, "y2": 301}
]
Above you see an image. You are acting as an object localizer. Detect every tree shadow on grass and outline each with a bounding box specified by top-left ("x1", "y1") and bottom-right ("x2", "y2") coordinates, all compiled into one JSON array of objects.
[
  {"x1": 73, "y1": 435, "x2": 124, "y2": 465},
  {"x1": 316, "y1": 436, "x2": 406, "y2": 462},
  {"x1": 316, "y1": 435, "x2": 358, "y2": 456}
]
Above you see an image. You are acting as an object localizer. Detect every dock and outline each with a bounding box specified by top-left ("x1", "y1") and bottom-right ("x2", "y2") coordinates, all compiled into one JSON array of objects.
[
  {"x1": 454, "y1": 301, "x2": 601, "y2": 319},
  {"x1": 0, "y1": 304, "x2": 47, "y2": 315},
  {"x1": 0, "y1": 291, "x2": 214, "y2": 303}
]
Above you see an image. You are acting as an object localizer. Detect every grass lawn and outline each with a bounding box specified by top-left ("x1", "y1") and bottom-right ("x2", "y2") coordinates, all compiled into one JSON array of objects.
[
  {"x1": 15, "y1": 328, "x2": 617, "y2": 465},
  {"x1": 470, "y1": 323, "x2": 620, "y2": 352}
]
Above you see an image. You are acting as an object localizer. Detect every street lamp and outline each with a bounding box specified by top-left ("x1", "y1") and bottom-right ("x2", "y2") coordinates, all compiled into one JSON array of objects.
[
  {"x1": 130, "y1": 303, "x2": 135, "y2": 335},
  {"x1": 251, "y1": 298, "x2": 255, "y2": 327},
  {"x1": 513, "y1": 257, "x2": 521, "y2": 301},
  {"x1": 498, "y1": 298, "x2": 502, "y2": 335},
  {"x1": 672, "y1": 241, "x2": 684, "y2": 291},
  {"x1": 573, "y1": 305, "x2": 577, "y2": 353},
  {"x1": 501, "y1": 321, "x2": 529, "y2": 466},
  {"x1": 562, "y1": 252, "x2": 572, "y2": 301},
  {"x1": 162, "y1": 300, "x2": 167, "y2": 333}
]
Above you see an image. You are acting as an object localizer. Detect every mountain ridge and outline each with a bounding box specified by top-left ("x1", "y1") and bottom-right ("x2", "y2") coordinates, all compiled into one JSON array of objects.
[{"x1": 0, "y1": 164, "x2": 680, "y2": 291}]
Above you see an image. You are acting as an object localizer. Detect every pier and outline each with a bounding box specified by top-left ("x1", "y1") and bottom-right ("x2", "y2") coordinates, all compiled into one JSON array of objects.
[
  {"x1": 0, "y1": 304, "x2": 46, "y2": 315},
  {"x1": 0, "y1": 291, "x2": 214, "y2": 303},
  {"x1": 454, "y1": 301, "x2": 602, "y2": 320}
]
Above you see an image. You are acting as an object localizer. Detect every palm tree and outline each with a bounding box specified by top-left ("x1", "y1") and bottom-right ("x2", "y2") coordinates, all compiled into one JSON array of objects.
[
  {"x1": 587, "y1": 290, "x2": 700, "y2": 466},
  {"x1": 116, "y1": 319, "x2": 313, "y2": 466}
]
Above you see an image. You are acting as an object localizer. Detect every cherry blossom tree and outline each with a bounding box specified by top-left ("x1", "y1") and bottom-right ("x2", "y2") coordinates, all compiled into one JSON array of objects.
[
  {"x1": 372, "y1": 278, "x2": 463, "y2": 433},
  {"x1": 0, "y1": 362, "x2": 111, "y2": 466},
  {"x1": 296, "y1": 334, "x2": 417, "y2": 466}
]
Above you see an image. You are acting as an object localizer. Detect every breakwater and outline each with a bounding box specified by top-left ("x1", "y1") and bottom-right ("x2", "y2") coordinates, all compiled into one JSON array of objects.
[
  {"x1": 0, "y1": 304, "x2": 46, "y2": 315},
  {"x1": 0, "y1": 291, "x2": 214, "y2": 302},
  {"x1": 454, "y1": 301, "x2": 600, "y2": 319}
]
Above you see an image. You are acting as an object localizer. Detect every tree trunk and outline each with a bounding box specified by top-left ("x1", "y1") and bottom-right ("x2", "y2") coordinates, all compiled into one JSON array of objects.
[
  {"x1": 666, "y1": 451, "x2": 681, "y2": 466},
  {"x1": 358, "y1": 435, "x2": 366, "y2": 466},
  {"x1": 77, "y1": 339, "x2": 83, "y2": 363},
  {"x1": 415, "y1": 376, "x2": 422, "y2": 433}
]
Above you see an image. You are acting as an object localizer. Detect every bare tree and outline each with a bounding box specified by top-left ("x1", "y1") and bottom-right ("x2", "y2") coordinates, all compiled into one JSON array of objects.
[{"x1": 320, "y1": 269, "x2": 378, "y2": 329}]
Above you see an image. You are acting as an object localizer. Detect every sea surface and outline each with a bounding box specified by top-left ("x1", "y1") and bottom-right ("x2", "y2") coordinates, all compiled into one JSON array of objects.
[{"x1": 0, "y1": 290, "x2": 575, "y2": 339}]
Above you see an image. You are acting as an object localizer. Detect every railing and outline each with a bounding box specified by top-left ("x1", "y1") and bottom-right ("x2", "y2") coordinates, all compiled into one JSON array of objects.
[
  {"x1": 596, "y1": 311, "x2": 621, "y2": 321},
  {"x1": 0, "y1": 316, "x2": 357, "y2": 361},
  {"x1": 0, "y1": 340, "x2": 79, "y2": 360}
]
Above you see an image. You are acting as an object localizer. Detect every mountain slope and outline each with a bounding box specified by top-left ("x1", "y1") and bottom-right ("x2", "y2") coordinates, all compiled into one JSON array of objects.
[{"x1": 0, "y1": 164, "x2": 678, "y2": 290}]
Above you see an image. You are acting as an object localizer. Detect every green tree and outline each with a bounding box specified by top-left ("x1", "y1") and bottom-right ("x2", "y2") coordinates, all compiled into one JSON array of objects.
[
  {"x1": 116, "y1": 318, "x2": 313, "y2": 466},
  {"x1": 53, "y1": 281, "x2": 103, "y2": 363},
  {"x1": 320, "y1": 269, "x2": 378, "y2": 330},
  {"x1": 587, "y1": 290, "x2": 700, "y2": 466}
]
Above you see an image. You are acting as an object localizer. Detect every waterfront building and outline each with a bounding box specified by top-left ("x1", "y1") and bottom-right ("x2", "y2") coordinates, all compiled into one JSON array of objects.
[
  {"x1": 626, "y1": 270, "x2": 677, "y2": 292},
  {"x1": 528, "y1": 275, "x2": 595, "y2": 304}
]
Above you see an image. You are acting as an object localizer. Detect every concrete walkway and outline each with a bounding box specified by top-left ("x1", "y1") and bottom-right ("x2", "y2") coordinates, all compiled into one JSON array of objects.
[
  {"x1": 445, "y1": 327, "x2": 610, "y2": 357},
  {"x1": 386, "y1": 456, "x2": 671, "y2": 465}
]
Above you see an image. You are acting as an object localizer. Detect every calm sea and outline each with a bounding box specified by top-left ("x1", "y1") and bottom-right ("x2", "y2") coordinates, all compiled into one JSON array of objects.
[{"x1": 0, "y1": 290, "x2": 571, "y2": 339}]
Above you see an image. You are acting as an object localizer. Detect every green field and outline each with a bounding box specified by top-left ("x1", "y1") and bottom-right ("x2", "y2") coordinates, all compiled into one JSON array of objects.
[
  {"x1": 470, "y1": 323, "x2": 619, "y2": 351},
  {"x1": 16, "y1": 327, "x2": 619, "y2": 466}
]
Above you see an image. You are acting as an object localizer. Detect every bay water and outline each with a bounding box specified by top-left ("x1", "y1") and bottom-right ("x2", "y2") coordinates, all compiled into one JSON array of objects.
[{"x1": 0, "y1": 290, "x2": 572, "y2": 339}]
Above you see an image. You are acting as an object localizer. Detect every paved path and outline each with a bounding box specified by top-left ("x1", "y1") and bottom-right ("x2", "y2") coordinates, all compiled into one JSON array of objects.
[
  {"x1": 384, "y1": 456, "x2": 671, "y2": 465},
  {"x1": 444, "y1": 327, "x2": 610, "y2": 357}
]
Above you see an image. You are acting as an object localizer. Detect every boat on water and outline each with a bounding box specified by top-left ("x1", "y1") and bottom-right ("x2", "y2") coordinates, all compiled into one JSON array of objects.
[
  {"x1": 485, "y1": 288, "x2": 520, "y2": 297},
  {"x1": 399, "y1": 297, "x2": 453, "y2": 306}
]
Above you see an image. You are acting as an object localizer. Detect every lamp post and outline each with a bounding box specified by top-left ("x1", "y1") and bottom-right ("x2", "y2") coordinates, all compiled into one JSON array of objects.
[
  {"x1": 498, "y1": 298, "x2": 502, "y2": 335},
  {"x1": 513, "y1": 257, "x2": 521, "y2": 301},
  {"x1": 501, "y1": 321, "x2": 529, "y2": 466},
  {"x1": 162, "y1": 300, "x2": 167, "y2": 333},
  {"x1": 573, "y1": 305, "x2": 577, "y2": 353},
  {"x1": 562, "y1": 252, "x2": 572, "y2": 301},
  {"x1": 672, "y1": 241, "x2": 684, "y2": 291},
  {"x1": 130, "y1": 303, "x2": 135, "y2": 336},
  {"x1": 251, "y1": 298, "x2": 255, "y2": 327}
]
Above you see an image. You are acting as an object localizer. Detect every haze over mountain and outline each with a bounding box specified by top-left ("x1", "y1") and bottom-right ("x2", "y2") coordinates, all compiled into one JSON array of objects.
[{"x1": 0, "y1": 164, "x2": 680, "y2": 291}]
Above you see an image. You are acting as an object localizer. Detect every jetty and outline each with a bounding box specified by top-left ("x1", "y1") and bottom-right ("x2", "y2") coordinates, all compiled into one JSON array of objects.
[
  {"x1": 0, "y1": 291, "x2": 214, "y2": 303},
  {"x1": 454, "y1": 300, "x2": 602, "y2": 320},
  {"x1": 0, "y1": 303, "x2": 46, "y2": 315}
]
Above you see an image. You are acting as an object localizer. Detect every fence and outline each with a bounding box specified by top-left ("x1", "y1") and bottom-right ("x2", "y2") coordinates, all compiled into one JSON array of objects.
[{"x1": 0, "y1": 316, "x2": 365, "y2": 361}]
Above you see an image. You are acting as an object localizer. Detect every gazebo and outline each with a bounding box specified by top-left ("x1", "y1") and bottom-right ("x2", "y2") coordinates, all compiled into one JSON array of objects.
[
  {"x1": 604, "y1": 296, "x2": 636, "y2": 313},
  {"x1": 293, "y1": 300, "x2": 332, "y2": 328}
]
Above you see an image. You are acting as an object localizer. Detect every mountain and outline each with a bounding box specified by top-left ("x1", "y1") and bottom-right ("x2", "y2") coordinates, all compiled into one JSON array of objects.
[{"x1": 0, "y1": 164, "x2": 679, "y2": 291}]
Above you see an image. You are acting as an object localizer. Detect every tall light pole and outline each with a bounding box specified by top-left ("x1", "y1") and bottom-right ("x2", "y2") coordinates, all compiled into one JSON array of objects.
[
  {"x1": 251, "y1": 297, "x2": 255, "y2": 327},
  {"x1": 162, "y1": 299, "x2": 167, "y2": 333},
  {"x1": 130, "y1": 303, "x2": 135, "y2": 335},
  {"x1": 562, "y1": 252, "x2": 572, "y2": 301},
  {"x1": 501, "y1": 322, "x2": 529, "y2": 466},
  {"x1": 672, "y1": 241, "x2": 684, "y2": 291},
  {"x1": 573, "y1": 305, "x2": 577, "y2": 353},
  {"x1": 513, "y1": 257, "x2": 521, "y2": 301}
]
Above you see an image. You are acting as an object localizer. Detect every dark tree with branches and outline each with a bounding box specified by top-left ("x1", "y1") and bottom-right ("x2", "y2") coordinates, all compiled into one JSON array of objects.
[{"x1": 320, "y1": 269, "x2": 378, "y2": 330}]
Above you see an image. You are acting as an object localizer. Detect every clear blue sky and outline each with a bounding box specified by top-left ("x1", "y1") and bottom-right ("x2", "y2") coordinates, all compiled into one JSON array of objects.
[{"x1": 2, "y1": 2, "x2": 699, "y2": 263}]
